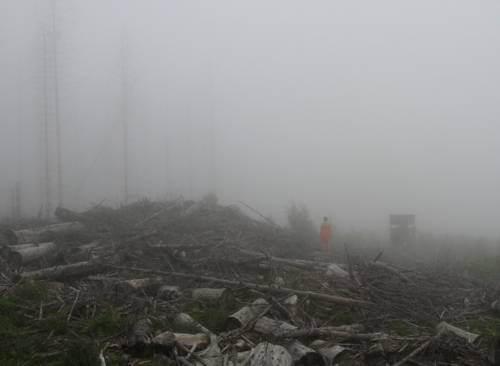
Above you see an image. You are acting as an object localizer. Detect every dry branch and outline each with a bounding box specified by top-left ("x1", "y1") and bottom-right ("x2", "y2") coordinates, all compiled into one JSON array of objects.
[
  {"x1": 108, "y1": 265, "x2": 371, "y2": 307},
  {"x1": 21, "y1": 261, "x2": 104, "y2": 280}
]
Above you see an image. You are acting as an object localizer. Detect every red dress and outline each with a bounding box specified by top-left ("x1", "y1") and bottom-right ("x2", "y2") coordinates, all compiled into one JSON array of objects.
[{"x1": 320, "y1": 223, "x2": 332, "y2": 250}]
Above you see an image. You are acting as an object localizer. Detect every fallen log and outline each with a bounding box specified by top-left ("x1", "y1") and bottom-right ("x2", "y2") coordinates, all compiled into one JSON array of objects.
[
  {"x1": 158, "y1": 285, "x2": 182, "y2": 299},
  {"x1": 175, "y1": 313, "x2": 212, "y2": 335},
  {"x1": 313, "y1": 344, "x2": 346, "y2": 366},
  {"x1": 325, "y1": 264, "x2": 350, "y2": 278},
  {"x1": 1, "y1": 244, "x2": 36, "y2": 260},
  {"x1": 392, "y1": 339, "x2": 431, "y2": 366},
  {"x1": 108, "y1": 265, "x2": 372, "y2": 307},
  {"x1": 283, "y1": 295, "x2": 298, "y2": 317},
  {"x1": 287, "y1": 340, "x2": 325, "y2": 366},
  {"x1": 369, "y1": 261, "x2": 411, "y2": 283},
  {"x1": 226, "y1": 298, "x2": 269, "y2": 330},
  {"x1": 7, "y1": 242, "x2": 58, "y2": 267},
  {"x1": 128, "y1": 318, "x2": 153, "y2": 349},
  {"x1": 436, "y1": 321, "x2": 480, "y2": 344},
  {"x1": 274, "y1": 325, "x2": 383, "y2": 342},
  {"x1": 238, "y1": 249, "x2": 331, "y2": 271},
  {"x1": 5, "y1": 222, "x2": 85, "y2": 245},
  {"x1": 152, "y1": 332, "x2": 210, "y2": 352},
  {"x1": 21, "y1": 261, "x2": 104, "y2": 280},
  {"x1": 247, "y1": 342, "x2": 293, "y2": 366}
]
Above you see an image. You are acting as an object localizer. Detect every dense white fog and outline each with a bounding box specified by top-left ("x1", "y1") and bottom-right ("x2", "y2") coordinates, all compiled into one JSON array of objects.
[{"x1": 1, "y1": 0, "x2": 500, "y2": 237}]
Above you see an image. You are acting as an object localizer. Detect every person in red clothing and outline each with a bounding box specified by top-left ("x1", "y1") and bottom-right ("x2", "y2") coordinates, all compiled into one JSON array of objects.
[{"x1": 320, "y1": 216, "x2": 333, "y2": 254}]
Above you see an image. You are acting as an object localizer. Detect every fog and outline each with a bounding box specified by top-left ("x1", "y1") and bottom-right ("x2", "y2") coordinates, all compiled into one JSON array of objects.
[{"x1": 1, "y1": 0, "x2": 500, "y2": 238}]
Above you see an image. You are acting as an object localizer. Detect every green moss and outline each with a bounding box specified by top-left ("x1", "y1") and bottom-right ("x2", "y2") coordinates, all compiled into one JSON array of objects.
[
  {"x1": 470, "y1": 319, "x2": 500, "y2": 337},
  {"x1": 81, "y1": 307, "x2": 125, "y2": 337},
  {"x1": 330, "y1": 311, "x2": 358, "y2": 326},
  {"x1": 60, "y1": 337, "x2": 100, "y2": 366},
  {"x1": 11, "y1": 281, "x2": 48, "y2": 302},
  {"x1": 0, "y1": 295, "x2": 125, "y2": 365},
  {"x1": 38, "y1": 314, "x2": 70, "y2": 335},
  {"x1": 190, "y1": 305, "x2": 228, "y2": 333},
  {"x1": 392, "y1": 320, "x2": 415, "y2": 336}
]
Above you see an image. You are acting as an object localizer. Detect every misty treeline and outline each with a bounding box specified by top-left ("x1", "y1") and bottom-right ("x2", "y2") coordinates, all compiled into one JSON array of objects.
[{"x1": 2, "y1": 1, "x2": 500, "y2": 238}]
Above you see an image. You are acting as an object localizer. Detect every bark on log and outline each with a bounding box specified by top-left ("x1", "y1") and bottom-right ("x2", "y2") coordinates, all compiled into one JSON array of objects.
[
  {"x1": 226, "y1": 298, "x2": 269, "y2": 330},
  {"x1": 175, "y1": 313, "x2": 212, "y2": 335},
  {"x1": 316, "y1": 345, "x2": 346, "y2": 366},
  {"x1": 158, "y1": 285, "x2": 182, "y2": 299},
  {"x1": 247, "y1": 342, "x2": 293, "y2": 366},
  {"x1": 128, "y1": 318, "x2": 153, "y2": 351},
  {"x1": 8, "y1": 242, "x2": 58, "y2": 267},
  {"x1": 287, "y1": 340, "x2": 325, "y2": 366},
  {"x1": 21, "y1": 261, "x2": 104, "y2": 280},
  {"x1": 5, "y1": 222, "x2": 85, "y2": 245},
  {"x1": 254, "y1": 316, "x2": 297, "y2": 336},
  {"x1": 109, "y1": 265, "x2": 371, "y2": 307}
]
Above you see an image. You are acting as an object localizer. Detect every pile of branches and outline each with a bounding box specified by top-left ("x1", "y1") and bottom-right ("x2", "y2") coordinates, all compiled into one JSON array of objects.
[{"x1": 0, "y1": 197, "x2": 499, "y2": 365}]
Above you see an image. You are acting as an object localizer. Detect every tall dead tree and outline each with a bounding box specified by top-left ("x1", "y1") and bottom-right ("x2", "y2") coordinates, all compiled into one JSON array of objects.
[
  {"x1": 42, "y1": 29, "x2": 52, "y2": 219},
  {"x1": 40, "y1": 0, "x2": 63, "y2": 218},
  {"x1": 120, "y1": 31, "x2": 130, "y2": 204},
  {"x1": 51, "y1": 0, "x2": 63, "y2": 208}
]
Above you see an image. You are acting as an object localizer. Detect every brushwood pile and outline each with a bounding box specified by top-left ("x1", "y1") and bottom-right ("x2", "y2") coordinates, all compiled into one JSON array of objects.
[{"x1": 1, "y1": 197, "x2": 500, "y2": 365}]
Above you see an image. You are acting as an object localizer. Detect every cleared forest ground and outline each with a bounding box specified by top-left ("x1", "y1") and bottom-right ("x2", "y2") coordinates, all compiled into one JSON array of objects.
[{"x1": 1, "y1": 198, "x2": 499, "y2": 365}]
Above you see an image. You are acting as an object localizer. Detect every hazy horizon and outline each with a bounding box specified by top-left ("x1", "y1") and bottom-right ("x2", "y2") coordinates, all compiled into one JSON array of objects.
[{"x1": 1, "y1": 0, "x2": 500, "y2": 238}]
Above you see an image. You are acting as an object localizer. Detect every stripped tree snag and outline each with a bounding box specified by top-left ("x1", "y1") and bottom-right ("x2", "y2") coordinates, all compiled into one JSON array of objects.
[
  {"x1": 109, "y1": 266, "x2": 372, "y2": 307},
  {"x1": 253, "y1": 316, "x2": 297, "y2": 336},
  {"x1": 5, "y1": 222, "x2": 85, "y2": 245},
  {"x1": 247, "y1": 342, "x2": 293, "y2": 366},
  {"x1": 226, "y1": 298, "x2": 269, "y2": 330},
  {"x1": 158, "y1": 285, "x2": 182, "y2": 299},
  {"x1": 436, "y1": 322, "x2": 481, "y2": 344},
  {"x1": 152, "y1": 332, "x2": 210, "y2": 352},
  {"x1": 21, "y1": 261, "x2": 104, "y2": 280},
  {"x1": 286, "y1": 340, "x2": 325, "y2": 366},
  {"x1": 192, "y1": 288, "x2": 233, "y2": 305},
  {"x1": 128, "y1": 317, "x2": 153, "y2": 349}
]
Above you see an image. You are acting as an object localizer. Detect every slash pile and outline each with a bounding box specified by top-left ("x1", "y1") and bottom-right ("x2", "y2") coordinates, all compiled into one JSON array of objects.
[{"x1": 1, "y1": 197, "x2": 499, "y2": 365}]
